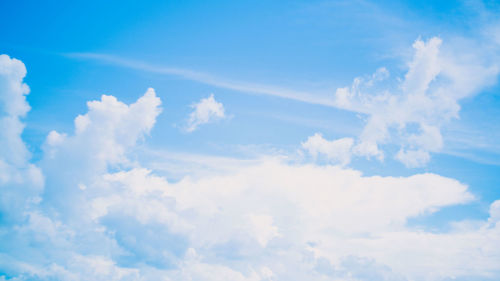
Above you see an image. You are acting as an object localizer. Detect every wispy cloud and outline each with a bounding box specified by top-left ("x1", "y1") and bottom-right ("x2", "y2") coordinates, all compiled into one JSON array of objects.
[{"x1": 65, "y1": 52, "x2": 336, "y2": 107}]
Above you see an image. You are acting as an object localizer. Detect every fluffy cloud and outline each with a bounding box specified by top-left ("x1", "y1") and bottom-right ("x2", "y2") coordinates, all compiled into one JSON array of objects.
[
  {"x1": 0, "y1": 55, "x2": 43, "y2": 223},
  {"x1": 44, "y1": 88, "x2": 161, "y2": 169},
  {"x1": 301, "y1": 133, "x2": 354, "y2": 166},
  {"x1": 62, "y1": 160, "x2": 495, "y2": 281},
  {"x1": 40, "y1": 89, "x2": 161, "y2": 217},
  {"x1": 1, "y1": 55, "x2": 500, "y2": 281},
  {"x1": 185, "y1": 94, "x2": 225, "y2": 132},
  {"x1": 331, "y1": 37, "x2": 499, "y2": 167}
]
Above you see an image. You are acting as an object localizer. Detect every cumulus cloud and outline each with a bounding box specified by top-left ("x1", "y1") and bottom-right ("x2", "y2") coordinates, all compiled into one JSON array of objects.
[
  {"x1": 44, "y1": 159, "x2": 495, "y2": 281},
  {"x1": 0, "y1": 54, "x2": 33, "y2": 175},
  {"x1": 185, "y1": 94, "x2": 225, "y2": 132},
  {"x1": 332, "y1": 37, "x2": 499, "y2": 167},
  {"x1": 1, "y1": 54, "x2": 500, "y2": 281},
  {"x1": 40, "y1": 88, "x2": 162, "y2": 217},
  {"x1": 0, "y1": 54, "x2": 43, "y2": 223},
  {"x1": 301, "y1": 133, "x2": 354, "y2": 166},
  {"x1": 44, "y1": 88, "x2": 161, "y2": 169}
]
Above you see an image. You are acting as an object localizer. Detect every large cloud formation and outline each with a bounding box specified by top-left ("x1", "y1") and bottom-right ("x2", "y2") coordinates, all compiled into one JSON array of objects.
[
  {"x1": 305, "y1": 36, "x2": 499, "y2": 167},
  {"x1": 1, "y1": 51, "x2": 500, "y2": 281}
]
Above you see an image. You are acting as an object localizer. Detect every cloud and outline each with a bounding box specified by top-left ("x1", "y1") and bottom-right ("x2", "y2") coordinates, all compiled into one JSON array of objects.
[
  {"x1": 185, "y1": 94, "x2": 225, "y2": 132},
  {"x1": 331, "y1": 36, "x2": 499, "y2": 167},
  {"x1": 489, "y1": 200, "x2": 500, "y2": 223},
  {"x1": 44, "y1": 88, "x2": 161, "y2": 168},
  {"x1": 40, "y1": 88, "x2": 161, "y2": 221},
  {"x1": 0, "y1": 54, "x2": 33, "y2": 174},
  {"x1": 66, "y1": 53, "x2": 335, "y2": 107},
  {"x1": 54, "y1": 159, "x2": 495, "y2": 281},
  {"x1": 1, "y1": 54, "x2": 500, "y2": 281},
  {"x1": 247, "y1": 214, "x2": 281, "y2": 247},
  {"x1": 0, "y1": 54, "x2": 43, "y2": 223},
  {"x1": 301, "y1": 133, "x2": 354, "y2": 166},
  {"x1": 67, "y1": 36, "x2": 500, "y2": 168}
]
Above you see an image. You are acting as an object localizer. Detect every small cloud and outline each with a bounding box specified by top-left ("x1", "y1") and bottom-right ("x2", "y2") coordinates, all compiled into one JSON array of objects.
[
  {"x1": 302, "y1": 133, "x2": 354, "y2": 166},
  {"x1": 395, "y1": 148, "x2": 430, "y2": 168},
  {"x1": 185, "y1": 94, "x2": 226, "y2": 132}
]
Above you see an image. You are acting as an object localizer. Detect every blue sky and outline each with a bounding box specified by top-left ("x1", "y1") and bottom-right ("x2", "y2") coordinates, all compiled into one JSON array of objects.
[{"x1": 1, "y1": 1, "x2": 500, "y2": 280}]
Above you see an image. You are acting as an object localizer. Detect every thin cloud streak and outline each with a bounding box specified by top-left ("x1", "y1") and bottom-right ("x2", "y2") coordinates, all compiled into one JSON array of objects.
[{"x1": 65, "y1": 52, "x2": 336, "y2": 107}]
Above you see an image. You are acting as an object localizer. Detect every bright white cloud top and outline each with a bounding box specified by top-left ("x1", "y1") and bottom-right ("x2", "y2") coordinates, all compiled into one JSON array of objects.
[{"x1": 1, "y1": 48, "x2": 500, "y2": 281}]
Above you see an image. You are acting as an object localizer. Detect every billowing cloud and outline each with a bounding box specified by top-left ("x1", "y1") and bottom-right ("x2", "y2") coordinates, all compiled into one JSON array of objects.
[
  {"x1": 1, "y1": 53, "x2": 500, "y2": 281},
  {"x1": 44, "y1": 88, "x2": 161, "y2": 169},
  {"x1": 40, "y1": 88, "x2": 161, "y2": 216},
  {"x1": 0, "y1": 54, "x2": 43, "y2": 223},
  {"x1": 185, "y1": 94, "x2": 225, "y2": 132},
  {"x1": 11, "y1": 154, "x2": 494, "y2": 281},
  {"x1": 332, "y1": 37, "x2": 499, "y2": 167}
]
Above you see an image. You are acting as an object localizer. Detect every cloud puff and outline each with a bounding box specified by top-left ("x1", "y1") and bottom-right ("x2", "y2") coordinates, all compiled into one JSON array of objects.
[
  {"x1": 301, "y1": 133, "x2": 354, "y2": 166},
  {"x1": 332, "y1": 37, "x2": 499, "y2": 167},
  {"x1": 1, "y1": 55, "x2": 500, "y2": 281},
  {"x1": 185, "y1": 94, "x2": 225, "y2": 132}
]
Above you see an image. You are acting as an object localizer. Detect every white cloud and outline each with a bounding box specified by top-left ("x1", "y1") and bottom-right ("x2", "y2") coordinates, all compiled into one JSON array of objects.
[
  {"x1": 2, "y1": 53, "x2": 500, "y2": 281},
  {"x1": 394, "y1": 149, "x2": 430, "y2": 168},
  {"x1": 301, "y1": 133, "x2": 354, "y2": 166},
  {"x1": 185, "y1": 94, "x2": 225, "y2": 132},
  {"x1": 66, "y1": 53, "x2": 336, "y2": 107},
  {"x1": 489, "y1": 200, "x2": 500, "y2": 223},
  {"x1": 248, "y1": 214, "x2": 281, "y2": 247},
  {"x1": 166, "y1": 160, "x2": 473, "y2": 239},
  {"x1": 163, "y1": 248, "x2": 268, "y2": 281},
  {"x1": 40, "y1": 88, "x2": 162, "y2": 221},
  {"x1": 43, "y1": 88, "x2": 161, "y2": 171},
  {"x1": 68, "y1": 36, "x2": 500, "y2": 168},
  {"x1": 0, "y1": 54, "x2": 33, "y2": 172},
  {"x1": 0, "y1": 54, "x2": 43, "y2": 223},
  {"x1": 65, "y1": 159, "x2": 500, "y2": 281},
  {"x1": 333, "y1": 37, "x2": 499, "y2": 167}
]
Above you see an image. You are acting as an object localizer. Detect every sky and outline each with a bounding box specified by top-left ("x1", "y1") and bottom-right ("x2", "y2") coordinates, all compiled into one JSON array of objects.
[{"x1": 1, "y1": 0, "x2": 500, "y2": 280}]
